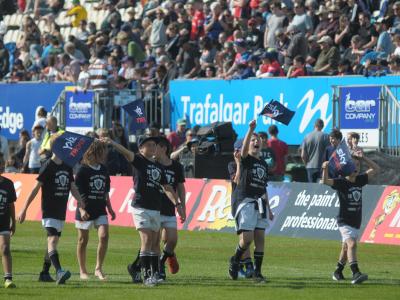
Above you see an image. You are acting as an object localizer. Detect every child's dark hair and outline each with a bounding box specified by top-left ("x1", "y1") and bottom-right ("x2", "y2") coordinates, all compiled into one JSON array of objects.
[
  {"x1": 350, "y1": 132, "x2": 360, "y2": 140},
  {"x1": 329, "y1": 128, "x2": 343, "y2": 141}
]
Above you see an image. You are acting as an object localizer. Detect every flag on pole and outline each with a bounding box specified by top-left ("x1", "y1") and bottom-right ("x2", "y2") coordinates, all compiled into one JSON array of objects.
[
  {"x1": 328, "y1": 139, "x2": 356, "y2": 177},
  {"x1": 259, "y1": 100, "x2": 295, "y2": 125},
  {"x1": 52, "y1": 131, "x2": 94, "y2": 168}
]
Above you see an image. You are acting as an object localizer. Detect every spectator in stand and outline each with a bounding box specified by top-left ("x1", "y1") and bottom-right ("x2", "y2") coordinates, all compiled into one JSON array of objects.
[
  {"x1": 205, "y1": 2, "x2": 228, "y2": 42},
  {"x1": 375, "y1": 17, "x2": 393, "y2": 57},
  {"x1": 246, "y1": 17, "x2": 264, "y2": 51},
  {"x1": 264, "y1": 1, "x2": 289, "y2": 49},
  {"x1": 313, "y1": 35, "x2": 340, "y2": 75},
  {"x1": 77, "y1": 59, "x2": 90, "y2": 90},
  {"x1": 170, "y1": 128, "x2": 197, "y2": 160},
  {"x1": 190, "y1": 0, "x2": 205, "y2": 40},
  {"x1": 267, "y1": 124, "x2": 288, "y2": 181},
  {"x1": 388, "y1": 55, "x2": 400, "y2": 74},
  {"x1": 87, "y1": 46, "x2": 110, "y2": 90},
  {"x1": 287, "y1": 55, "x2": 307, "y2": 78},
  {"x1": 0, "y1": 126, "x2": 9, "y2": 161},
  {"x1": 101, "y1": 0, "x2": 122, "y2": 32},
  {"x1": 283, "y1": 24, "x2": 308, "y2": 70},
  {"x1": 256, "y1": 51, "x2": 284, "y2": 77},
  {"x1": 149, "y1": 8, "x2": 169, "y2": 52},
  {"x1": 323, "y1": 5, "x2": 340, "y2": 39},
  {"x1": 314, "y1": 5, "x2": 329, "y2": 39},
  {"x1": 306, "y1": 35, "x2": 321, "y2": 68},
  {"x1": 357, "y1": 12, "x2": 378, "y2": 50},
  {"x1": 300, "y1": 118, "x2": 329, "y2": 182},
  {"x1": 118, "y1": 56, "x2": 135, "y2": 81},
  {"x1": 76, "y1": 20, "x2": 90, "y2": 43},
  {"x1": 23, "y1": 125, "x2": 43, "y2": 174},
  {"x1": 167, "y1": 118, "x2": 187, "y2": 151},
  {"x1": 222, "y1": 39, "x2": 250, "y2": 78},
  {"x1": 66, "y1": 0, "x2": 87, "y2": 28},
  {"x1": 342, "y1": 35, "x2": 365, "y2": 69},
  {"x1": 289, "y1": 1, "x2": 313, "y2": 36},
  {"x1": 337, "y1": 59, "x2": 354, "y2": 75},
  {"x1": 177, "y1": 39, "x2": 200, "y2": 78},
  {"x1": 391, "y1": 1, "x2": 400, "y2": 29},
  {"x1": 165, "y1": 22, "x2": 180, "y2": 60},
  {"x1": 0, "y1": 39, "x2": 9, "y2": 80}
]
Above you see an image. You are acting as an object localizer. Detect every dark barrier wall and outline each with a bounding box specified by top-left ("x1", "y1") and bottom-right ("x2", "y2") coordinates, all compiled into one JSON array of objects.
[{"x1": 0, "y1": 82, "x2": 69, "y2": 140}]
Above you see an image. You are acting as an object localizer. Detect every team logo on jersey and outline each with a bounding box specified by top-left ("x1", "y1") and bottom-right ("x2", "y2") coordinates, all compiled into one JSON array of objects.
[
  {"x1": 151, "y1": 169, "x2": 161, "y2": 181},
  {"x1": 256, "y1": 167, "x2": 265, "y2": 179},
  {"x1": 93, "y1": 178, "x2": 104, "y2": 190},
  {"x1": 58, "y1": 175, "x2": 68, "y2": 187},
  {"x1": 352, "y1": 190, "x2": 361, "y2": 202}
]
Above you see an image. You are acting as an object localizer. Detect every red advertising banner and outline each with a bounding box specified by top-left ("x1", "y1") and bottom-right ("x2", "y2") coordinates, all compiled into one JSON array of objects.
[{"x1": 361, "y1": 186, "x2": 400, "y2": 245}]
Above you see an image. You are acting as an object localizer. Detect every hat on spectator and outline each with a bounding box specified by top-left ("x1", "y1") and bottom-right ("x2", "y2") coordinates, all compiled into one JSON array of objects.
[
  {"x1": 137, "y1": 135, "x2": 159, "y2": 147},
  {"x1": 117, "y1": 31, "x2": 129, "y2": 41},
  {"x1": 308, "y1": 35, "x2": 318, "y2": 42},
  {"x1": 248, "y1": 18, "x2": 257, "y2": 27},
  {"x1": 274, "y1": 28, "x2": 285, "y2": 37},
  {"x1": 187, "y1": 138, "x2": 199, "y2": 148},
  {"x1": 327, "y1": 5, "x2": 339, "y2": 12},
  {"x1": 315, "y1": 5, "x2": 328, "y2": 15},
  {"x1": 177, "y1": 118, "x2": 187, "y2": 126},
  {"x1": 126, "y1": 7, "x2": 135, "y2": 15},
  {"x1": 121, "y1": 56, "x2": 134, "y2": 63},
  {"x1": 317, "y1": 35, "x2": 332, "y2": 45},
  {"x1": 104, "y1": 0, "x2": 114, "y2": 5},
  {"x1": 234, "y1": 39, "x2": 246, "y2": 48},
  {"x1": 72, "y1": 0, "x2": 80, "y2": 4},
  {"x1": 144, "y1": 55, "x2": 156, "y2": 63},
  {"x1": 261, "y1": 51, "x2": 275, "y2": 61}
]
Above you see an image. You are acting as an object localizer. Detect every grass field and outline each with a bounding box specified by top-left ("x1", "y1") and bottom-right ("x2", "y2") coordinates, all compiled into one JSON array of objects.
[{"x1": 1, "y1": 221, "x2": 399, "y2": 300}]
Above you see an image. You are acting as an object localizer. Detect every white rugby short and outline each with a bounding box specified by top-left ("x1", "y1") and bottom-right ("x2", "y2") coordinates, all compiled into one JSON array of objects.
[
  {"x1": 160, "y1": 215, "x2": 177, "y2": 229},
  {"x1": 339, "y1": 225, "x2": 359, "y2": 242},
  {"x1": 235, "y1": 199, "x2": 268, "y2": 232},
  {"x1": 132, "y1": 207, "x2": 161, "y2": 232},
  {"x1": 75, "y1": 215, "x2": 108, "y2": 230},
  {"x1": 42, "y1": 218, "x2": 64, "y2": 233}
]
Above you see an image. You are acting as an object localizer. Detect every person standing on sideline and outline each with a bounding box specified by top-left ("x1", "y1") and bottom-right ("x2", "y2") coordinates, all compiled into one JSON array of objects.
[
  {"x1": 23, "y1": 125, "x2": 44, "y2": 174},
  {"x1": 321, "y1": 151, "x2": 380, "y2": 284},
  {"x1": 39, "y1": 116, "x2": 64, "y2": 164},
  {"x1": 0, "y1": 153, "x2": 17, "y2": 288},
  {"x1": 228, "y1": 120, "x2": 274, "y2": 282},
  {"x1": 267, "y1": 125, "x2": 288, "y2": 181},
  {"x1": 75, "y1": 140, "x2": 116, "y2": 281},
  {"x1": 18, "y1": 135, "x2": 88, "y2": 285},
  {"x1": 258, "y1": 132, "x2": 276, "y2": 176},
  {"x1": 0, "y1": 127, "x2": 9, "y2": 161},
  {"x1": 104, "y1": 135, "x2": 184, "y2": 287},
  {"x1": 300, "y1": 119, "x2": 330, "y2": 182},
  {"x1": 167, "y1": 119, "x2": 187, "y2": 151}
]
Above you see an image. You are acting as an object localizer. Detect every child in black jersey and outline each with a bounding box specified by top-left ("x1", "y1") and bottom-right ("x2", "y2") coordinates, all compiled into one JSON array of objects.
[
  {"x1": 0, "y1": 154, "x2": 17, "y2": 288},
  {"x1": 103, "y1": 135, "x2": 184, "y2": 287},
  {"x1": 228, "y1": 120, "x2": 274, "y2": 282},
  {"x1": 18, "y1": 135, "x2": 88, "y2": 285},
  {"x1": 75, "y1": 140, "x2": 116, "y2": 280},
  {"x1": 155, "y1": 137, "x2": 186, "y2": 280},
  {"x1": 322, "y1": 151, "x2": 380, "y2": 284}
]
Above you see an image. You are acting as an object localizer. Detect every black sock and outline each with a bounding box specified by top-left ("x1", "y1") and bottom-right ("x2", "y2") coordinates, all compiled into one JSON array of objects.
[
  {"x1": 350, "y1": 261, "x2": 360, "y2": 275},
  {"x1": 336, "y1": 261, "x2": 345, "y2": 272},
  {"x1": 42, "y1": 251, "x2": 51, "y2": 273},
  {"x1": 132, "y1": 250, "x2": 141, "y2": 270},
  {"x1": 49, "y1": 250, "x2": 62, "y2": 272},
  {"x1": 160, "y1": 249, "x2": 173, "y2": 266},
  {"x1": 254, "y1": 251, "x2": 264, "y2": 274},
  {"x1": 244, "y1": 257, "x2": 254, "y2": 269},
  {"x1": 149, "y1": 252, "x2": 159, "y2": 275},
  {"x1": 233, "y1": 245, "x2": 247, "y2": 262},
  {"x1": 4, "y1": 273, "x2": 12, "y2": 281},
  {"x1": 140, "y1": 252, "x2": 151, "y2": 279}
]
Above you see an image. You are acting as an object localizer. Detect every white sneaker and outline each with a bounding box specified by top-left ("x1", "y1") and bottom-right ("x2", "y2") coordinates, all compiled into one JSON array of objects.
[{"x1": 143, "y1": 277, "x2": 156, "y2": 287}]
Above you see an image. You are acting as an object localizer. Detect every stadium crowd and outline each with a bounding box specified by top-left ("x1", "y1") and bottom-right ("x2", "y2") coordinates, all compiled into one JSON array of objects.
[{"x1": 1, "y1": 0, "x2": 400, "y2": 88}]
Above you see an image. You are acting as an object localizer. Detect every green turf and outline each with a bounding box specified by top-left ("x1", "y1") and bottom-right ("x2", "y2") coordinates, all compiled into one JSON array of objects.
[{"x1": 1, "y1": 221, "x2": 399, "y2": 300}]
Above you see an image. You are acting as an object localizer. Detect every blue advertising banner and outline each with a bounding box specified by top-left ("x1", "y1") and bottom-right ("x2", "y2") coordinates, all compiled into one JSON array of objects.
[
  {"x1": 339, "y1": 86, "x2": 380, "y2": 129},
  {"x1": 170, "y1": 76, "x2": 400, "y2": 145},
  {"x1": 65, "y1": 90, "x2": 94, "y2": 135},
  {"x1": 0, "y1": 82, "x2": 69, "y2": 140}
]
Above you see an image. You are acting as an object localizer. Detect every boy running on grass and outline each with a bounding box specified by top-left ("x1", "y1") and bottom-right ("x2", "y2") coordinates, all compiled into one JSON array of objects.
[
  {"x1": 0, "y1": 153, "x2": 17, "y2": 288},
  {"x1": 321, "y1": 151, "x2": 379, "y2": 284},
  {"x1": 75, "y1": 140, "x2": 116, "y2": 280},
  {"x1": 229, "y1": 120, "x2": 274, "y2": 282},
  {"x1": 18, "y1": 135, "x2": 88, "y2": 285}
]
